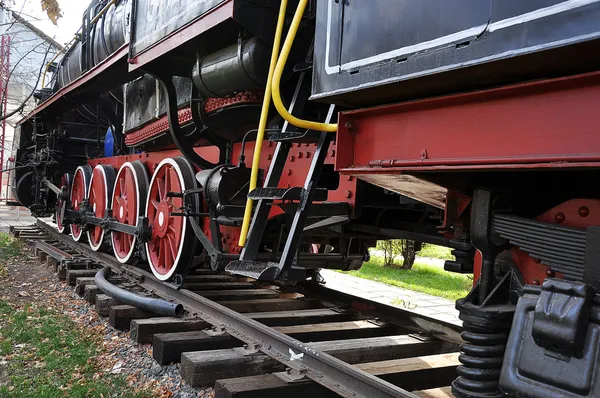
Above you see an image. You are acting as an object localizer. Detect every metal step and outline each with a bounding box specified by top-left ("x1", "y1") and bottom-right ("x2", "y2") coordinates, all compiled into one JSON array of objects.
[
  {"x1": 268, "y1": 130, "x2": 326, "y2": 142},
  {"x1": 247, "y1": 187, "x2": 328, "y2": 201},
  {"x1": 225, "y1": 260, "x2": 306, "y2": 281}
]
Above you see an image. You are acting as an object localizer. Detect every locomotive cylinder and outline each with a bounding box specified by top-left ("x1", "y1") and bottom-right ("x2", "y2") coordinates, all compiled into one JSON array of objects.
[{"x1": 192, "y1": 37, "x2": 271, "y2": 98}]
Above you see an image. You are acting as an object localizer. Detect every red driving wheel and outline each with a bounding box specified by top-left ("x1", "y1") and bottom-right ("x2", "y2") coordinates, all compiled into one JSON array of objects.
[
  {"x1": 111, "y1": 161, "x2": 148, "y2": 263},
  {"x1": 145, "y1": 157, "x2": 198, "y2": 281},
  {"x1": 55, "y1": 173, "x2": 72, "y2": 234},
  {"x1": 70, "y1": 165, "x2": 92, "y2": 242},
  {"x1": 87, "y1": 165, "x2": 116, "y2": 251}
]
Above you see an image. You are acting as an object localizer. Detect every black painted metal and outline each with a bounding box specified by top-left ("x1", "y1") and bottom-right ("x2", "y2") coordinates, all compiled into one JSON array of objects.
[
  {"x1": 313, "y1": 0, "x2": 600, "y2": 106},
  {"x1": 192, "y1": 36, "x2": 271, "y2": 98},
  {"x1": 501, "y1": 283, "x2": 600, "y2": 397},
  {"x1": 153, "y1": 75, "x2": 223, "y2": 170},
  {"x1": 470, "y1": 190, "x2": 505, "y2": 302},
  {"x1": 492, "y1": 214, "x2": 586, "y2": 281},
  {"x1": 95, "y1": 266, "x2": 184, "y2": 316},
  {"x1": 228, "y1": 105, "x2": 336, "y2": 281}
]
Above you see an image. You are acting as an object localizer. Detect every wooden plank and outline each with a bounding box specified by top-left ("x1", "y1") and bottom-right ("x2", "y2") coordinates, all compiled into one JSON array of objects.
[
  {"x1": 415, "y1": 387, "x2": 454, "y2": 398},
  {"x1": 157, "y1": 325, "x2": 456, "y2": 366},
  {"x1": 184, "y1": 346, "x2": 459, "y2": 388},
  {"x1": 153, "y1": 330, "x2": 240, "y2": 365},
  {"x1": 37, "y1": 250, "x2": 47, "y2": 263},
  {"x1": 131, "y1": 317, "x2": 210, "y2": 343},
  {"x1": 154, "y1": 321, "x2": 393, "y2": 365},
  {"x1": 95, "y1": 294, "x2": 120, "y2": 317},
  {"x1": 197, "y1": 289, "x2": 280, "y2": 301},
  {"x1": 108, "y1": 304, "x2": 155, "y2": 330},
  {"x1": 242, "y1": 308, "x2": 363, "y2": 326},
  {"x1": 46, "y1": 257, "x2": 59, "y2": 272},
  {"x1": 219, "y1": 298, "x2": 319, "y2": 313},
  {"x1": 83, "y1": 284, "x2": 100, "y2": 304},
  {"x1": 183, "y1": 275, "x2": 241, "y2": 283},
  {"x1": 184, "y1": 282, "x2": 256, "y2": 291},
  {"x1": 213, "y1": 354, "x2": 459, "y2": 397},
  {"x1": 75, "y1": 277, "x2": 97, "y2": 296},
  {"x1": 66, "y1": 269, "x2": 97, "y2": 286}
]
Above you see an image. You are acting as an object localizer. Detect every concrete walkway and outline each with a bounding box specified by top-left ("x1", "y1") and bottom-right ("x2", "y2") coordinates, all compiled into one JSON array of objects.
[
  {"x1": 0, "y1": 204, "x2": 36, "y2": 229},
  {"x1": 320, "y1": 269, "x2": 462, "y2": 327}
]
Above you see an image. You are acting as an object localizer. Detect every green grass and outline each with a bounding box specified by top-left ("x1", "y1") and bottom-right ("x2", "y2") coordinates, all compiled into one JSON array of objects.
[
  {"x1": 346, "y1": 257, "x2": 472, "y2": 301},
  {"x1": 417, "y1": 244, "x2": 454, "y2": 260},
  {"x1": 0, "y1": 234, "x2": 24, "y2": 261}
]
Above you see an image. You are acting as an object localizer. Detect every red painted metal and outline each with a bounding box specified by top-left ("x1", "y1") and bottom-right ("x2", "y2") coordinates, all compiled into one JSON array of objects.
[
  {"x1": 70, "y1": 167, "x2": 88, "y2": 241},
  {"x1": 111, "y1": 164, "x2": 139, "y2": 261},
  {"x1": 87, "y1": 138, "x2": 358, "y2": 255},
  {"x1": 124, "y1": 92, "x2": 261, "y2": 146},
  {"x1": 337, "y1": 71, "x2": 600, "y2": 173},
  {"x1": 125, "y1": 108, "x2": 192, "y2": 146},
  {"x1": 146, "y1": 161, "x2": 185, "y2": 276},
  {"x1": 87, "y1": 165, "x2": 110, "y2": 248},
  {"x1": 128, "y1": 1, "x2": 234, "y2": 71},
  {"x1": 0, "y1": 34, "x2": 10, "y2": 199}
]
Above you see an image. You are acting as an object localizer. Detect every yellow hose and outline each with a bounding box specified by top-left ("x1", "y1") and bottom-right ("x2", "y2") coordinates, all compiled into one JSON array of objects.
[
  {"x1": 271, "y1": 0, "x2": 337, "y2": 133},
  {"x1": 238, "y1": 0, "x2": 288, "y2": 247}
]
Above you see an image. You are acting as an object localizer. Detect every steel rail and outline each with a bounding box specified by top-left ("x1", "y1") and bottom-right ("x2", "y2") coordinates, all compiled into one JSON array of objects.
[{"x1": 34, "y1": 219, "x2": 438, "y2": 398}]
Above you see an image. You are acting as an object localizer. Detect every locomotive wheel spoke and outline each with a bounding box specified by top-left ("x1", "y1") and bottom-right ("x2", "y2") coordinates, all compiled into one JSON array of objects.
[
  {"x1": 145, "y1": 157, "x2": 198, "y2": 281},
  {"x1": 111, "y1": 161, "x2": 148, "y2": 264},
  {"x1": 87, "y1": 165, "x2": 115, "y2": 252},
  {"x1": 70, "y1": 166, "x2": 92, "y2": 243},
  {"x1": 56, "y1": 173, "x2": 72, "y2": 234}
]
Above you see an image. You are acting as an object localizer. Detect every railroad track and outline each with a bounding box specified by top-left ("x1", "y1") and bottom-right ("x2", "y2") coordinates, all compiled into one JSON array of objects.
[{"x1": 12, "y1": 219, "x2": 463, "y2": 398}]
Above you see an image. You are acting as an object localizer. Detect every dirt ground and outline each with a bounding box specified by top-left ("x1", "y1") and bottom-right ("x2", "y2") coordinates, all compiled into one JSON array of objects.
[{"x1": 0, "y1": 238, "x2": 213, "y2": 397}]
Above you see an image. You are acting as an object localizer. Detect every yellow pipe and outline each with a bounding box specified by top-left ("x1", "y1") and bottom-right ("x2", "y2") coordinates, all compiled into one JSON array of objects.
[
  {"x1": 91, "y1": 0, "x2": 116, "y2": 24},
  {"x1": 41, "y1": 0, "x2": 117, "y2": 88},
  {"x1": 238, "y1": 0, "x2": 288, "y2": 247},
  {"x1": 271, "y1": 0, "x2": 337, "y2": 133},
  {"x1": 41, "y1": 36, "x2": 75, "y2": 88}
]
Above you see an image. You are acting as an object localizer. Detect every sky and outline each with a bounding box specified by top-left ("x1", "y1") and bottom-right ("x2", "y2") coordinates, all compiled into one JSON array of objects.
[{"x1": 10, "y1": 0, "x2": 90, "y2": 45}]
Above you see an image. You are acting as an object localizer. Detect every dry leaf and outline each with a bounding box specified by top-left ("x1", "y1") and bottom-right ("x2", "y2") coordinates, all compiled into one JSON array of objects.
[{"x1": 40, "y1": 0, "x2": 63, "y2": 25}]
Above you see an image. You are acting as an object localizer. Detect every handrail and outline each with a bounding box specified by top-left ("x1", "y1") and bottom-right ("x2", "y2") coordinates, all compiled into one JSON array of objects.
[{"x1": 237, "y1": 0, "x2": 288, "y2": 246}]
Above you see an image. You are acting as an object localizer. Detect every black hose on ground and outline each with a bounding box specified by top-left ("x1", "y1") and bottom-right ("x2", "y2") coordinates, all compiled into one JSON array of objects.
[{"x1": 94, "y1": 266, "x2": 184, "y2": 317}]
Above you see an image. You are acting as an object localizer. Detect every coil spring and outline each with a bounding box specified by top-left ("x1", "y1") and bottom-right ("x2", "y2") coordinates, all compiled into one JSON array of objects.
[{"x1": 452, "y1": 320, "x2": 509, "y2": 398}]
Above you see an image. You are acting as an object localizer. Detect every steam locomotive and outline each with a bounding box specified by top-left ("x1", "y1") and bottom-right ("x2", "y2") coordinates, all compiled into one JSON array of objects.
[{"x1": 11, "y1": 0, "x2": 600, "y2": 397}]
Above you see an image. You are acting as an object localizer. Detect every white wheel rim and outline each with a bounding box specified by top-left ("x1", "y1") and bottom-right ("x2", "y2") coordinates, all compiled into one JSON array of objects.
[
  {"x1": 144, "y1": 158, "x2": 191, "y2": 281},
  {"x1": 111, "y1": 162, "x2": 144, "y2": 264}
]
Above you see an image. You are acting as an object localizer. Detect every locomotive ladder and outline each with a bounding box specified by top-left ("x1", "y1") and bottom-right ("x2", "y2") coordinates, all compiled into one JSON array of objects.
[{"x1": 227, "y1": 69, "x2": 337, "y2": 280}]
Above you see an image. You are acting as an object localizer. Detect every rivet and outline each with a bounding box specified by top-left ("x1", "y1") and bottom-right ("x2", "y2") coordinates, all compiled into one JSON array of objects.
[
  {"x1": 533, "y1": 258, "x2": 541, "y2": 264},
  {"x1": 345, "y1": 190, "x2": 352, "y2": 199},
  {"x1": 555, "y1": 212, "x2": 566, "y2": 224},
  {"x1": 298, "y1": 152, "x2": 303, "y2": 159},
  {"x1": 346, "y1": 176, "x2": 353, "y2": 181},
  {"x1": 546, "y1": 269, "x2": 556, "y2": 277},
  {"x1": 330, "y1": 150, "x2": 336, "y2": 157},
  {"x1": 290, "y1": 156, "x2": 295, "y2": 162},
  {"x1": 532, "y1": 278, "x2": 541, "y2": 286},
  {"x1": 578, "y1": 206, "x2": 590, "y2": 217},
  {"x1": 305, "y1": 152, "x2": 311, "y2": 159},
  {"x1": 287, "y1": 169, "x2": 292, "y2": 176},
  {"x1": 267, "y1": 154, "x2": 272, "y2": 160},
  {"x1": 345, "y1": 121, "x2": 354, "y2": 131}
]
